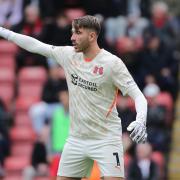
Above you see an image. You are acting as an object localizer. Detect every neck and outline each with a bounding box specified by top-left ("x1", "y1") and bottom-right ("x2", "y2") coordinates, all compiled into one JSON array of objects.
[{"x1": 83, "y1": 42, "x2": 101, "y2": 60}]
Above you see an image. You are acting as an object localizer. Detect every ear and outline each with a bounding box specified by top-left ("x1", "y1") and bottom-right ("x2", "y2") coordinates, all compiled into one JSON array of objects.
[{"x1": 89, "y1": 31, "x2": 96, "y2": 42}]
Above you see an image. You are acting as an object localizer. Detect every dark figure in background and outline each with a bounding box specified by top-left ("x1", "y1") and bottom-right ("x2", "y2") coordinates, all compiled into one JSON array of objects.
[
  {"x1": 143, "y1": 82, "x2": 171, "y2": 152},
  {"x1": 23, "y1": 141, "x2": 49, "y2": 179},
  {"x1": 117, "y1": 96, "x2": 136, "y2": 133},
  {"x1": 42, "y1": 66, "x2": 67, "y2": 103},
  {"x1": 139, "y1": 30, "x2": 178, "y2": 99},
  {"x1": 12, "y1": 5, "x2": 47, "y2": 71},
  {"x1": 0, "y1": 99, "x2": 10, "y2": 176},
  {"x1": 127, "y1": 143, "x2": 159, "y2": 180},
  {"x1": 29, "y1": 65, "x2": 67, "y2": 134},
  {"x1": 145, "y1": 1, "x2": 179, "y2": 47},
  {"x1": 23, "y1": 0, "x2": 55, "y2": 20},
  {"x1": 24, "y1": 0, "x2": 83, "y2": 20},
  {"x1": 82, "y1": 0, "x2": 151, "y2": 18},
  {"x1": 40, "y1": 13, "x2": 71, "y2": 46}
]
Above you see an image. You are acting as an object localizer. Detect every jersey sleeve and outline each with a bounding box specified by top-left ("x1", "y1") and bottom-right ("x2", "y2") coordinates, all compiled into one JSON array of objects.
[
  {"x1": 8, "y1": 31, "x2": 73, "y2": 67},
  {"x1": 49, "y1": 46, "x2": 74, "y2": 67},
  {"x1": 111, "y1": 57, "x2": 137, "y2": 96}
]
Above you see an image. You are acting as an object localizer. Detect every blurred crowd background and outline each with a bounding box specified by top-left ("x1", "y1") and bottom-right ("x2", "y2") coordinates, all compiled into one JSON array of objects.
[{"x1": 0, "y1": 0, "x2": 180, "y2": 180}]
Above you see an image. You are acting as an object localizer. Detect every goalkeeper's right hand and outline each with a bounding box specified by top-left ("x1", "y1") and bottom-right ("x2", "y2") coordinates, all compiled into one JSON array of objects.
[{"x1": 0, "y1": 27, "x2": 12, "y2": 40}]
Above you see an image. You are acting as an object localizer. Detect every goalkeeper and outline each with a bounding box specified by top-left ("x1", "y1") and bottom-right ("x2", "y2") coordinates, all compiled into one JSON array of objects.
[{"x1": 0, "y1": 15, "x2": 147, "y2": 180}]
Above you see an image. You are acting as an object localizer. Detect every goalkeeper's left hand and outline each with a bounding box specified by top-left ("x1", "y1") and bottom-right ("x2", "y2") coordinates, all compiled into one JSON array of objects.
[{"x1": 127, "y1": 121, "x2": 147, "y2": 143}]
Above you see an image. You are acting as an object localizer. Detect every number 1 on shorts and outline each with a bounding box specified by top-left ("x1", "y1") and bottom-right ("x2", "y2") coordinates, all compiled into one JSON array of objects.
[{"x1": 113, "y1": 152, "x2": 120, "y2": 166}]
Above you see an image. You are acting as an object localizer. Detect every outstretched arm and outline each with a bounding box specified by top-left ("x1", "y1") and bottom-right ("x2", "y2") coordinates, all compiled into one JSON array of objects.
[{"x1": 0, "y1": 27, "x2": 53, "y2": 58}]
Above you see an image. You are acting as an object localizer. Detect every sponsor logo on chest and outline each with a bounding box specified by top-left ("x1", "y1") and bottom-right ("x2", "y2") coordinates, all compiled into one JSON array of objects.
[{"x1": 71, "y1": 73, "x2": 98, "y2": 91}]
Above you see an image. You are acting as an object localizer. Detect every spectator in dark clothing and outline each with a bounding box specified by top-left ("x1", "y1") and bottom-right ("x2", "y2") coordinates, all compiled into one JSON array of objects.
[
  {"x1": 24, "y1": 0, "x2": 83, "y2": 19},
  {"x1": 31, "y1": 141, "x2": 48, "y2": 169},
  {"x1": 23, "y1": 141, "x2": 49, "y2": 179},
  {"x1": 143, "y1": 82, "x2": 171, "y2": 152},
  {"x1": 147, "y1": 127, "x2": 170, "y2": 153},
  {"x1": 147, "y1": 104, "x2": 167, "y2": 127},
  {"x1": 40, "y1": 13, "x2": 71, "y2": 46},
  {"x1": 141, "y1": 32, "x2": 177, "y2": 77},
  {"x1": 42, "y1": 66, "x2": 67, "y2": 103},
  {"x1": 117, "y1": 96, "x2": 136, "y2": 133},
  {"x1": 82, "y1": 0, "x2": 118, "y2": 17},
  {"x1": 94, "y1": 15, "x2": 114, "y2": 53},
  {"x1": 24, "y1": 0, "x2": 55, "y2": 20},
  {"x1": 82, "y1": 0, "x2": 150, "y2": 18},
  {"x1": 11, "y1": 4, "x2": 47, "y2": 71},
  {"x1": 0, "y1": 99, "x2": 10, "y2": 167},
  {"x1": 145, "y1": 1, "x2": 179, "y2": 47},
  {"x1": 139, "y1": 31, "x2": 178, "y2": 98},
  {"x1": 82, "y1": 0, "x2": 151, "y2": 18},
  {"x1": 127, "y1": 143, "x2": 159, "y2": 180},
  {"x1": 143, "y1": 82, "x2": 167, "y2": 127},
  {"x1": 12, "y1": 5, "x2": 42, "y2": 40},
  {"x1": 139, "y1": 0, "x2": 151, "y2": 18},
  {"x1": 0, "y1": 99, "x2": 11, "y2": 177},
  {"x1": 29, "y1": 65, "x2": 67, "y2": 134}
]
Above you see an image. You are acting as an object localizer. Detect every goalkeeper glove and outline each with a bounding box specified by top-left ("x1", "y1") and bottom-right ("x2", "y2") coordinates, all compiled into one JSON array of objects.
[
  {"x1": 127, "y1": 121, "x2": 147, "y2": 143},
  {"x1": 0, "y1": 27, "x2": 12, "y2": 40}
]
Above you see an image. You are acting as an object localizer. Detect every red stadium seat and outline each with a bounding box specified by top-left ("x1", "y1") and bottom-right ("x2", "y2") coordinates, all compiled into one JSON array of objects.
[
  {"x1": 15, "y1": 96, "x2": 39, "y2": 112},
  {"x1": 151, "y1": 151, "x2": 165, "y2": 168},
  {"x1": 3, "y1": 175, "x2": 22, "y2": 180},
  {"x1": 117, "y1": 95, "x2": 135, "y2": 111},
  {"x1": 17, "y1": 67, "x2": 47, "y2": 98},
  {"x1": 115, "y1": 36, "x2": 135, "y2": 54},
  {"x1": 134, "y1": 36, "x2": 144, "y2": 50},
  {"x1": 14, "y1": 112, "x2": 32, "y2": 127},
  {"x1": 0, "y1": 84, "x2": 14, "y2": 110},
  {"x1": 124, "y1": 153, "x2": 132, "y2": 169},
  {"x1": 4, "y1": 156, "x2": 30, "y2": 174},
  {"x1": 0, "y1": 40, "x2": 18, "y2": 55},
  {"x1": 0, "y1": 64, "x2": 15, "y2": 110},
  {"x1": 18, "y1": 67, "x2": 47, "y2": 83},
  {"x1": 10, "y1": 126, "x2": 36, "y2": 142},
  {"x1": 0, "y1": 55, "x2": 15, "y2": 69},
  {"x1": 0, "y1": 68, "x2": 15, "y2": 84},
  {"x1": 11, "y1": 142, "x2": 34, "y2": 157},
  {"x1": 156, "y1": 92, "x2": 173, "y2": 111},
  {"x1": 18, "y1": 83, "x2": 43, "y2": 98},
  {"x1": 34, "y1": 177, "x2": 50, "y2": 180},
  {"x1": 127, "y1": 97, "x2": 135, "y2": 110},
  {"x1": 151, "y1": 151, "x2": 165, "y2": 179}
]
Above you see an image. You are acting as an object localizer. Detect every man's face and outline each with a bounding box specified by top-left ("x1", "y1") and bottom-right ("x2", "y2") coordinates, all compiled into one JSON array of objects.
[{"x1": 71, "y1": 27, "x2": 91, "y2": 52}]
